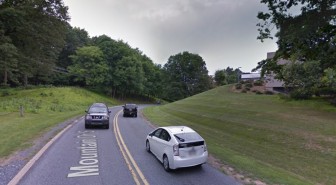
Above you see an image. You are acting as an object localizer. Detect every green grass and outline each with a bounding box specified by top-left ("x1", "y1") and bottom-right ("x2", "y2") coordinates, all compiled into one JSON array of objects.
[
  {"x1": 143, "y1": 85, "x2": 336, "y2": 185},
  {"x1": 0, "y1": 86, "x2": 118, "y2": 158}
]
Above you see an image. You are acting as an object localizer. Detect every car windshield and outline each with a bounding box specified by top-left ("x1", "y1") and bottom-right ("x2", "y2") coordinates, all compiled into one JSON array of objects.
[
  {"x1": 174, "y1": 132, "x2": 203, "y2": 143},
  {"x1": 89, "y1": 107, "x2": 107, "y2": 113}
]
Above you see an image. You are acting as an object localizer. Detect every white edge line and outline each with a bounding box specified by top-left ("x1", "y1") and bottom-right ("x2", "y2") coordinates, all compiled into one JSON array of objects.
[{"x1": 8, "y1": 118, "x2": 81, "y2": 185}]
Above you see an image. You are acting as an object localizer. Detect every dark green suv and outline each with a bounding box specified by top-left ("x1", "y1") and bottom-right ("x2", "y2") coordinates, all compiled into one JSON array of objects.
[{"x1": 123, "y1": 104, "x2": 138, "y2": 117}]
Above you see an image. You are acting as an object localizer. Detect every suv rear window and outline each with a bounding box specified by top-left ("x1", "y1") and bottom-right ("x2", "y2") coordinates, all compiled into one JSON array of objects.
[{"x1": 125, "y1": 104, "x2": 136, "y2": 108}]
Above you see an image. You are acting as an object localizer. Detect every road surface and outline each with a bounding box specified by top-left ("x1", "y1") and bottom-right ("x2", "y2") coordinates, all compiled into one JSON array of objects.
[{"x1": 13, "y1": 105, "x2": 241, "y2": 185}]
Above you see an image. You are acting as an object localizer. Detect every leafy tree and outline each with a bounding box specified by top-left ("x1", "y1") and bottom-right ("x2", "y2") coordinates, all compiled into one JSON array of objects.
[
  {"x1": 68, "y1": 46, "x2": 108, "y2": 86},
  {"x1": 281, "y1": 60, "x2": 322, "y2": 99},
  {"x1": 0, "y1": 0, "x2": 69, "y2": 86},
  {"x1": 113, "y1": 56, "x2": 144, "y2": 99},
  {"x1": 0, "y1": 29, "x2": 18, "y2": 86},
  {"x1": 256, "y1": 0, "x2": 336, "y2": 98},
  {"x1": 163, "y1": 51, "x2": 211, "y2": 101},
  {"x1": 214, "y1": 69, "x2": 227, "y2": 86},
  {"x1": 58, "y1": 25, "x2": 90, "y2": 68}
]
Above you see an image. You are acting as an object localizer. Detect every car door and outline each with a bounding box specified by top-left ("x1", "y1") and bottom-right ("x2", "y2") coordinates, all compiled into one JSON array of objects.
[
  {"x1": 150, "y1": 128, "x2": 162, "y2": 158},
  {"x1": 156, "y1": 129, "x2": 171, "y2": 160}
]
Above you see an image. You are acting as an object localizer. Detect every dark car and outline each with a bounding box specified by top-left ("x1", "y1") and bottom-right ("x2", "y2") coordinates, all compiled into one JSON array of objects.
[
  {"x1": 123, "y1": 104, "x2": 137, "y2": 117},
  {"x1": 85, "y1": 103, "x2": 111, "y2": 129}
]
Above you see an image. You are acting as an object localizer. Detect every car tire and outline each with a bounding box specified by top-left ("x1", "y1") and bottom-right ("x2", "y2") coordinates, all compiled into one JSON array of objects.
[
  {"x1": 105, "y1": 125, "x2": 109, "y2": 129},
  {"x1": 146, "y1": 140, "x2": 151, "y2": 153},
  {"x1": 163, "y1": 155, "x2": 170, "y2": 172},
  {"x1": 85, "y1": 124, "x2": 90, "y2": 129},
  {"x1": 135, "y1": 114, "x2": 137, "y2": 117}
]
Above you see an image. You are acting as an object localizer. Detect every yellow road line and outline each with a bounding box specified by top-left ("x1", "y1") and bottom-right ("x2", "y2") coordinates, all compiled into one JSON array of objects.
[{"x1": 113, "y1": 110, "x2": 149, "y2": 185}]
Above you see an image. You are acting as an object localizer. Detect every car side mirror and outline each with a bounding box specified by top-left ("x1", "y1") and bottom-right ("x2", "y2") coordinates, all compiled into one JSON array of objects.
[
  {"x1": 109, "y1": 110, "x2": 111, "y2": 113},
  {"x1": 85, "y1": 110, "x2": 88, "y2": 113}
]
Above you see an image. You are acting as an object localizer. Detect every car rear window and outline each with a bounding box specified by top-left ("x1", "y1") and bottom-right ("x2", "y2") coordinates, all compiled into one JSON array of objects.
[
  {"x1": 174, "y1": 132, "x2": 203, "y2": 143},
  {"x1": 125, "y1": 104, "x2": 136, "y2": 108}
]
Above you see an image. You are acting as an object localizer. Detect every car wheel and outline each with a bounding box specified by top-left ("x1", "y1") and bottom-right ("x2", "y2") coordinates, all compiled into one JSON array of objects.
[
  {"x1": 123, "y1": 113, "x2": 126, "y2": 117},
  {"x1": 135, "y1": 114, "x2": 137, "y2": 117},
  {"x1": 163, "y1": 155, "x2": 170, "y2": 172},
  {"x1": 105, "y1": 125, "x2": 109, "y2": 129},
  {"x1": 85, "y1": 124, "x2": 90, "y2": 129},
  {"x1": 146, "y1": 140, "x2": 150, "y2": 152}
]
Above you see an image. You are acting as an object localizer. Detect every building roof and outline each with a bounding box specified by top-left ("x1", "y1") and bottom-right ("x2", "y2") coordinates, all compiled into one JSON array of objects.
[{"x1": 241, "y1": 73, "x2": 261, "y2": 79}]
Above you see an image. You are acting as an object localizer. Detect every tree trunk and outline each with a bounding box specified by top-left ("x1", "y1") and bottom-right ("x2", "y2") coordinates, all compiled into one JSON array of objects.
[
  {"x1": 3, "y1": 67, "x2": 8, "y2": 85},
  {"x1": 23, "y1": 73, "x2": 28, "y2": 87}
]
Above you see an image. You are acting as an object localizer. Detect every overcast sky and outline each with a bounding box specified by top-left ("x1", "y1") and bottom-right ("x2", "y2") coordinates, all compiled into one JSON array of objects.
[{"x1": 62, "y1": 0, "x2": 278, "y2": 75}]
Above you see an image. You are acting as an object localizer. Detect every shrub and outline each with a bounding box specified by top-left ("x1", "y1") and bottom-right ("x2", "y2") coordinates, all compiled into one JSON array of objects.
[
  {"x1": 255, "y1": 91, "x2": 263, "y2": 95},
  {"x1": 253, "y1": 80, "x2": 263, "y2": 86},
  {"x1": 235, "y1": 84, "x2": 242, "y2": 89},
  {"x1": 244, "y1": 87, "x2": 250, "y2": 91},
  {"x1": 290, "y1": 89, "x2": 313, "y2": 100},
  {"x1": 330, "y1": 98, "x2": 336, "y2": 106},
  {"x1": 245, "y1": 83, "x2": 253, "y2": 88},
  {"x1": 265, "y1": 91, "x2": 274, "y2": 95},
  {"x1": 1, "y1": 90, "x2": 11, "y2": 97},
  {"x1": 241, "y1": 90, "x2": 247, "y2": 93}
]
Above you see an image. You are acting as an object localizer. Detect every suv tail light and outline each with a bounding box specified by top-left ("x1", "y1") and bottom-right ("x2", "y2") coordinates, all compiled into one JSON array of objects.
[{"x1": 173, "y1": 144, "x2": 179, "y2": 156}]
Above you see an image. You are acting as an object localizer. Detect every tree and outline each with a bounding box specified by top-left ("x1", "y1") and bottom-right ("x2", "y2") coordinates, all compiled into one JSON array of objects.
[
  {"x1": 281, "y1": 60, "x2": 322, "y2": 99},
  {"x1": 0, "y1": 29, "x2": 18, "y2": 86},
  {"x1": 256, "y1": 0, "x2": 336, "y2": 98},
  {"x1": 162, "y1": 52, "x2": 211, "y2": 101},
  {"x1": 68, "y1": 46, "x2": 108, "y2": 86},
  {"x1": 0, "y1": 0, "x2": 69, "y2": 86},
  {"x1": 214, "y1": 69, "x2": 227, "y2": 86}
]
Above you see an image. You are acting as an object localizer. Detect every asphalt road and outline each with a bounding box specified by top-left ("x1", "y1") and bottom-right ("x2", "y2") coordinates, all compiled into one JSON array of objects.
[{"x1": 13, "y1": 105, "x2": 241, "y2": 185}]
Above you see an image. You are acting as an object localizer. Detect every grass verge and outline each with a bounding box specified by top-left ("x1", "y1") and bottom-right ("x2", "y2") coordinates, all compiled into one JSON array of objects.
[
  {"x1": 143, "y1": 85, "x2": 336, "y2": 185},
  {"x1": 0, "y1": 86, "x2": 118, "y2": 158}
]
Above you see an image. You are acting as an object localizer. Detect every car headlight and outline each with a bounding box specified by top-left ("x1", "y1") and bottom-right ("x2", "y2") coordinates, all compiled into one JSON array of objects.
[
  {"x1": 103, "y1": 115, "x2": 109, "y2": 120},
  {"x1": 86, "y1": 115, "x2": 92, "y2": 120}
]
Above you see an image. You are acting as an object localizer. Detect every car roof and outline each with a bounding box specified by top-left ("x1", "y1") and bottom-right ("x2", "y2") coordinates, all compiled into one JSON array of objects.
[
  {"x1": 161, "y1": 126, "x2": 195, "y2": 134},
  {"x1": 91, "y1": 103, "x2": 107, "y2": 107}
]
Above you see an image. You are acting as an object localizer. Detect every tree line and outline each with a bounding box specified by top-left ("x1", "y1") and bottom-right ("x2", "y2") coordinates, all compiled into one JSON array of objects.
[
  {"x1": 1, "y1": 0, "x2": 239, "y2": 102},
  {"x1": 255, "y1": 0, "x2": 336, "y2": 100}
]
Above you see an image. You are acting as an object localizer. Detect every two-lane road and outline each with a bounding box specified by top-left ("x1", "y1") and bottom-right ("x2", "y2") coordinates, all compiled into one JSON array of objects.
[{"x1": 13, "y1": 106, "x2": 241, "y2": 185}]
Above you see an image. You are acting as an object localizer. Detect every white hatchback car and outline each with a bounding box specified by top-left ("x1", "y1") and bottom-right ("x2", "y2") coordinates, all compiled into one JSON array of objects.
[{"x1": 146, "y1": 126, "x2": 208, "y2": 171}]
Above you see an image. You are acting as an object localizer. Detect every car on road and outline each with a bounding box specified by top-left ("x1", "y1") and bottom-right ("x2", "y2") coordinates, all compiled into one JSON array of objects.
[
  {"x1": 85, "y1": 103, "x2": 111, "y2": 129},
  {"x1": 145, "y1": 126, "x2": 208, "y2": 171},
  {"x1": 123, "y1": 104, "x2": 138, "y2": 117}
]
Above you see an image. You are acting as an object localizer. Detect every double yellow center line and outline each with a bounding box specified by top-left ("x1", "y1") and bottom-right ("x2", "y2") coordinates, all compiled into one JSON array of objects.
[{"x1": 113, "y1": 110, "x2": 149, "y2": 185}]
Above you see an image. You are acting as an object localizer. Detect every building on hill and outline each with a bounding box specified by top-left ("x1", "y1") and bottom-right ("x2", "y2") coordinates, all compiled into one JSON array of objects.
[
  {"x1": 264, "y1": 52, "x2": 289, "y2": 93},
  {"x1": 240, "y1": 73, "x2": 261, "y2": 81}
]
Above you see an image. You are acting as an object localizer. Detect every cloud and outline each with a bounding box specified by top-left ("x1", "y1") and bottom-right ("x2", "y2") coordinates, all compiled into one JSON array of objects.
[{"x1": 64, "y1": 0, "x2": 278, "y2": 74}]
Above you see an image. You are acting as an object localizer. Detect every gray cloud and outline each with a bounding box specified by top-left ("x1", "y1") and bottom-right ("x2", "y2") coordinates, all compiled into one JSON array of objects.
[{"x1": 64, "y1": 0, "x2": 277, "y2": 74}]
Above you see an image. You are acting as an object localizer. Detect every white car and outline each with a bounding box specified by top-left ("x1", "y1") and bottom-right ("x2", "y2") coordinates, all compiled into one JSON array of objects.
[{"x1": 146, "y1": 126, "x2": 208, "y2": 171}]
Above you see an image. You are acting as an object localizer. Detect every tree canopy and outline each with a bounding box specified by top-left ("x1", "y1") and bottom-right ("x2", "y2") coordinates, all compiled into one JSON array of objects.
[
  {"x1": 162, "y1": 52, "x2": 211, "y2": 101},
  {"x1": 256, "y1": 0, "x2": 336, "y2": 99}
]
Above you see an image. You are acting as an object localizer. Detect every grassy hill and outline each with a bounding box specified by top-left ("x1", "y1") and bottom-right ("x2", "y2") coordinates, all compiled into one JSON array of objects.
[
  {"x1": 0, "y1": 86, "x2": 118, "y2": 158},
  {"x1": 143, "y1": 85, "x2": 336, "y2": 185}
]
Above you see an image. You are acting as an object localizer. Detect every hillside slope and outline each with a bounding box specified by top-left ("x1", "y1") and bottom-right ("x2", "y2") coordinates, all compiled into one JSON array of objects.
[
  {"x1": 0, "y1": 86, "x2": 118, "y2": 158},
  {"x1": 143, "y1": 85, "x2": 336, "y2": 185}
]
